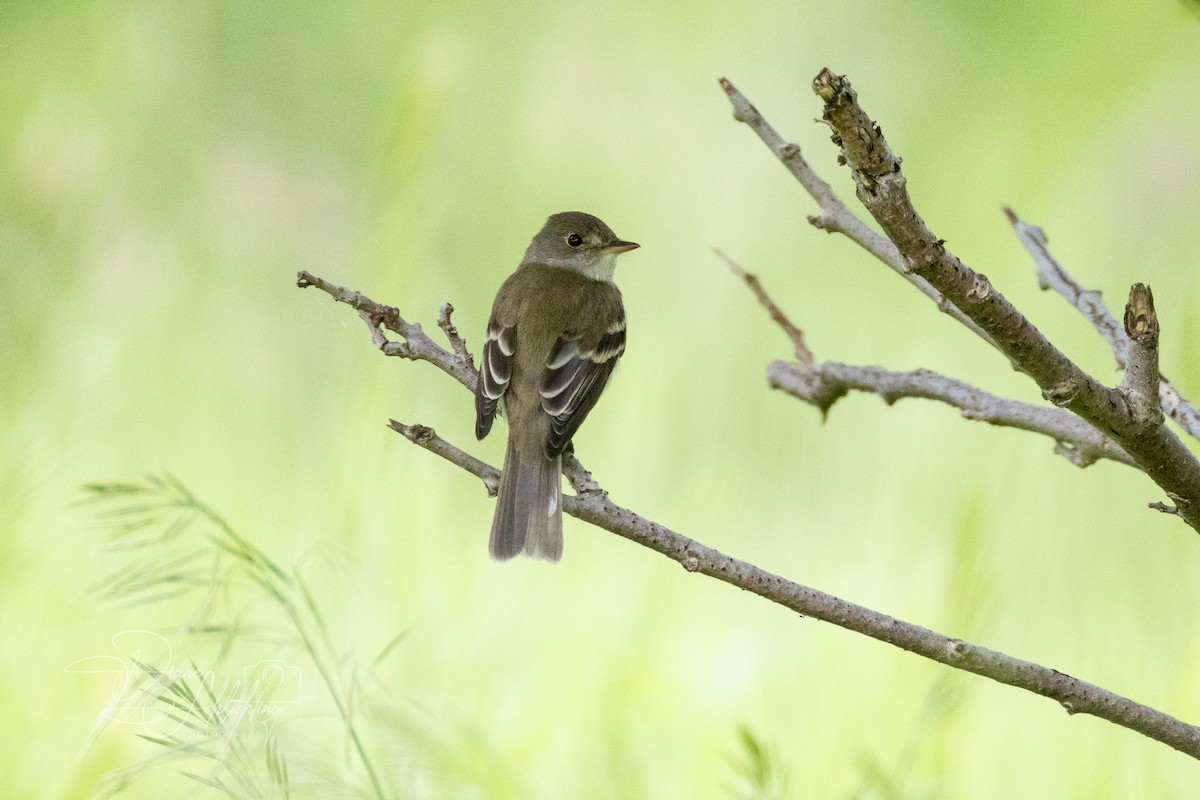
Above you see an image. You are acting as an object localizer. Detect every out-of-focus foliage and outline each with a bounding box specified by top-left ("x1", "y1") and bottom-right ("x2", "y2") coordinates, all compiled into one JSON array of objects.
[{"x1": 3, "y1": 2, "x2": 1200, "y2": 797}]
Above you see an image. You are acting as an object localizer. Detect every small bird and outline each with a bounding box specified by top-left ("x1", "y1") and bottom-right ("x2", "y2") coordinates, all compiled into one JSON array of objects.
[{"x1": 475, "y1": 212, "x2": 639, "y2": 561}]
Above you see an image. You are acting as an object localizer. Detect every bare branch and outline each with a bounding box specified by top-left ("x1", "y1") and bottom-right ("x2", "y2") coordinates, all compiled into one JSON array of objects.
[
  {"x1": 300, "y1": 272, "x2": 1200, "y2": 759},
  {"x1": 768, "y1": 360, "x2": 1137, "y2": 469},
  {"x1": 720, "y1": 69, "x2": 1200, "y2": 530},
  {"x1": 1007, "y1": 208, "x2": 1200, "y2": 441},
  {"x1": 297, "y1": 271, "x2": 476, "y2": 393}
]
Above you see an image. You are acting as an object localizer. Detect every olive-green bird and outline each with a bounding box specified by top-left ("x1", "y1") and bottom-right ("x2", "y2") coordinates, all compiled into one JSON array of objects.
[{"x1": 475, "y1": 212, "x2": 639, "y2": 561}]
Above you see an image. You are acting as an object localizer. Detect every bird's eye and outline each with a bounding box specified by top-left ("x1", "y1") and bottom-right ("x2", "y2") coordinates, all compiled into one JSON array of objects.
[{"x1": 567, "y1": 233, "x2": 583, "y2": 247}]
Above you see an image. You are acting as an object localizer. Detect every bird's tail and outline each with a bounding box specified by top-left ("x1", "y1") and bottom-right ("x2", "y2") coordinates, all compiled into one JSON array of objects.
[{"x1": 490, "y1": 440, "x2": 563, "y2": 562}]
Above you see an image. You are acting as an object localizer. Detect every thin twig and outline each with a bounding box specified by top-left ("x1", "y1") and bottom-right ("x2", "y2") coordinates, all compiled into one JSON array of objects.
[
  {"x1": 715, "y1": 249, "x2": 813, "y2": 367},
  {"x1": 1006, "y1": 207, "x2": 1200, "y2": 441},
  {"x1": 437, "y1": 303, "x2": 474, "y2": 370},
  {"x1": 1006, "y1": 208, "x2": 1129, "y2": 362}
]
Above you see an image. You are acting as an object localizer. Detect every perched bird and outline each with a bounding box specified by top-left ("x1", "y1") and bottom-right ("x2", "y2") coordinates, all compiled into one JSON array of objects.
[{"x1": 475, "y1": 212, "x2": 639, "y2": 561}]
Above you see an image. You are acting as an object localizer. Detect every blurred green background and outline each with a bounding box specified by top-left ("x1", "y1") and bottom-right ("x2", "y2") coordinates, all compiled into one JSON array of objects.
[{"x1": 5, "y1": 1, "x2": 1200, "y2": 797}]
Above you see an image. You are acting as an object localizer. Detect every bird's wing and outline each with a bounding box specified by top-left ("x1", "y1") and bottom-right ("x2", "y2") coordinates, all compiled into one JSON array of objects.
[
  {"x1": 475, "y1": 315, "x2": 516, "y2": 440},
  {"x1": 539, "y1": 313, "x2": 626, "y2": 457}
]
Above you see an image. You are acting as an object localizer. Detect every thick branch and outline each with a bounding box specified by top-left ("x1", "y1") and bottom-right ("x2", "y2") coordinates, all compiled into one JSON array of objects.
[
  {"x1": 807, "y1": 70, "x2": 1101, "y2": 407},
  {"x1": 1122, "y1": 284, "x2": 1163, "y2": 430},
  {"x1": 300, "y1": 272, "x2": 1200, "y2": 760},
  {"x1": 1007, "y1": 208, "x2": 1200, "y2": 442}
]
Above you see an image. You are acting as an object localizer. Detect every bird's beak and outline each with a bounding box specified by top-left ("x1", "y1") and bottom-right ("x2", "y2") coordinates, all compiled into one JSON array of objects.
[{"x1": 604, "y1": 240, "x2": 640, "y2": 255}]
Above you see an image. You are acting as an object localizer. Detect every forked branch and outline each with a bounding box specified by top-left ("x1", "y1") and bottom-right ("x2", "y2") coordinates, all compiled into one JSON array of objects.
[{"x1": 721, "y1": 71, "x2": 1200, "y2": 529}]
